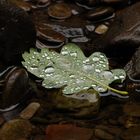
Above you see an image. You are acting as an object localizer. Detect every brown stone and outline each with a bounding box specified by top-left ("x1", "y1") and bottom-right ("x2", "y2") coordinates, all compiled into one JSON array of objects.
[
  {"x1": 46, "y1": 124, "x2": 94, "y2": 140},
  {"x1": 123, "y1": 103, "x2": 140, "y2": 117},
  {"x1": 86, "y1": 6, "x2": 114, "y2": 21},
  {"x1": 120, "y1": 126, "x2": 140, "y2": 140},
  {"x1": 0, "y1": 119, "x2": 33, "y2": 140},
  {"x1": 95, "y1": 128, "x2": 114, "y2": 140},
  {"x1": 20, "y1": 102, "x2": 40, "y2": 120},
  {"x1": 48, "y1": 3, "x2": 72, "y2": 19}
]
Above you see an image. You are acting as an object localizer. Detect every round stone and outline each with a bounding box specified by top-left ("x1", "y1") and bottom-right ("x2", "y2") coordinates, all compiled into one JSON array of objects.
[
  {"x1": 95, "y1": 24, "x2": 109, "y2": 34},
  {"x1": 47, "y1": 3, "x2": 72, "y2": 20},
  {"x1": 86, "y1": 6, "x2": 114, "y2": 21}
]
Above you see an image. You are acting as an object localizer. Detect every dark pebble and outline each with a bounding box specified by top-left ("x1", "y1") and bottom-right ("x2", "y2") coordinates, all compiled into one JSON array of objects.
[
  {"x1": 47, "y1": 3, "x2": 72, "y2": 20},
  {"x1": 86, "y1": 6, "x2": 115, "y2": 21}
]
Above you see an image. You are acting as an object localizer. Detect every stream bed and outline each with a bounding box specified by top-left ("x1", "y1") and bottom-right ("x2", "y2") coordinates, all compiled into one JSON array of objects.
[{"x1": 0, "y1": 0, "x2": 140, "y2": 140}]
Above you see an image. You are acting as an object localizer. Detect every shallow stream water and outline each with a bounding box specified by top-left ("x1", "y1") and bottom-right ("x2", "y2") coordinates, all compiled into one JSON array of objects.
[{"x1": 0, "y1": 1, "x2": 140, "y2": 140}]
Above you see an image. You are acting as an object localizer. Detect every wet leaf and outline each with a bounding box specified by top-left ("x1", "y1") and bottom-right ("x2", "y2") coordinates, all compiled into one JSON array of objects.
[{"x1": 22, "y1": 43, "x2": 128, "y2": 95}]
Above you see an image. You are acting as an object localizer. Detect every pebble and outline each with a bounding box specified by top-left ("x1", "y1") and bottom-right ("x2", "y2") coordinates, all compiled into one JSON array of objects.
[
  {"x1": 34, "y1": 135, "x2": 46, "y2": 140},
  {"x1": 0, "y1": 119, "x2": 33, "y2": 140},
  {"x1": 20, "y1": 102, "x2": 40, "y2": 120},
  {"x1": 71, "y1": 36, "x2": 89, "y2": 43},
  {"x1": 95, "y1": 128, "x2": 114, "y2": 140},
  {"x1": 47, "y1": 3, "x2": 72, "y2": 19},
  {"x1": 86, "y1": 6, "x2": 114, "y2": 21},
  {"x1": 95, "y1": 24, "x2": 108, "y2": 34},
  {"x1": 120, "y1": 126, "x2": 140, "y2": 140},
  {"x1": 103, "y1": 0, "x2": 129, "y2": 5},
  {"x1": 10, "y1": 0, "x2": 32, "y2": 12},
  {"x1": 75, "y1": 0, "x2": 99, "y2": 9},
  {"x1": 46, "y1": 124, "x2": 94, "y2": 140},
  {"x1": 0, "y1": 115, "x2": 5, "y2": 126},
  {"x1": 37, "y1": 25, "x2": 66, "y2": 43},
  {"x1": 123, "y1": 103, "x2": 140, "y2": 117},
  {"x1": 86, "y1": 25, "x2": 95, "y2": 32},
  {"x1": 36, "y1": 0, "x2": 51, "y2": 7}
]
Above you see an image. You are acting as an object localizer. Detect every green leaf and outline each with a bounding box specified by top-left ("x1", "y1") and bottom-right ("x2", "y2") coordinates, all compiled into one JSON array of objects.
[{"x1": 22, "y1": 43, "x2": 128, "y2": 95}]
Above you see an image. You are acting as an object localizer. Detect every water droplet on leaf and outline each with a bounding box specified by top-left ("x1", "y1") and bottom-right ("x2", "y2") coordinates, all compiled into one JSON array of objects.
[{"x1": 45, "y1": 66, "x2": 55, "y2": 74}]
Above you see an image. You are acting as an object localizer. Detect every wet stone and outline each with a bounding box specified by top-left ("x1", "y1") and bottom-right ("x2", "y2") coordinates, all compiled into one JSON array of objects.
[
  {"x1": 34, "y1": 135, "x2": 46, "y2": 140},
  {"x1": 37, "y1": 25, "x2": 66, "y2": 43},
  {"x1": 95, "y1": 24, "x2": 109, "y2": 34},
  {"x1": 0, "y1": 119, "x2": 33, "y2": 140},
  {"x1": 95, "y1": 128, "x2": 115, "y2": 140},
  {"x1": 102, "y1": 0, "x2": 131, "y2": 5},
  {"x1": 75, "y1": 0, "x2": 100, "y2": 8},
  {"x1": 86, "y1": 25, "x2": 95, "y2": 32},
  {"x1": 86, "y1": 6, "x2": 115, "y2": 22},
  {"x1": 0, "y1": 67, "x2": 30, "y2": 111},
  {"x1": 123, "y1": 103, "x2": 140, "y2": 117},
  {"x1": 71, "y1": 36, "x2": 89, "y2": 43},
  {"x1": 95, "y1": 125, "x2": 122, "y2": 136},
  {"x1": 0, "y1": 115, "x2": 5, "y2": 126},
  {"x1": 47, "y1": 3, "x2": 72, "y2": 20},
  {"x1": 36, "y1": 0, "x2": 51, "y2": 8},
  {"x1": 46, "y1": 124, "x2": 94, "y2": 140},
  {"x1": 50, "y1": 89, "x2": 100, "y2": 118},
  {"x1": 120, "y1": 126, "x2": 140, "y2": 140},
  {"x1": 36, "y1": 24, "x2": 66, "y2": 48},
  {"x1": 20, "y1": 102, "x2": 40, "y2": 120},
  {"x1": 124, "y1": 47, "x2": 140, "y2": 79},
  {"x1": 8, "y1": 0, "x2": 32, "y2": 12},
  {"x1": 91, "y1": 2, "x2": 140, "y2": 60},
  {"x1": 0, "y1": 3, "x2": 36, "y2": 65}
]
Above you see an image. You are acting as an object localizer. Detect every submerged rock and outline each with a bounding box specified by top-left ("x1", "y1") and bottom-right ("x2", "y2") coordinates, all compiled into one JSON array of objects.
[
  {"x1": 86, "y1": 6, "x2": 115, "y2": 22},
  {"x1": 47, "y1": 3, "x2": 72, "y2": 20},
  {"x1": 0, "y1": 67, "x2": 31, "y2": 111},
  {"x1": 20, "y1": 102, "x2": 40, "y2": 120},
  {"x1": 90, "y1": 2, "x2": 140, "y2": 62},
  {"x1": 124, "y1": 47, "x2": 140, "y2": 79},
  {"x1": 120, "y1": 126, "x2": 140, "y2": 140},
  {"x1": 0, "y1": 119, "x2": 33, "y2": 140},
  {"x1": 0, "y1": 3, "x2": 36, "y2": 65},
  {"x1": 46, "y1": 124, "x2": 93, "y2": 140},
  {"x1": 50, "y1": 89, "x2": 100, "y2": 118},
  {"x1": 123, "y1": 103, "x2": 140, "y2": 117}
]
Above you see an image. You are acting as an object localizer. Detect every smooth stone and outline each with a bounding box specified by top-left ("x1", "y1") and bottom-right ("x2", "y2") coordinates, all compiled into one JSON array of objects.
[
  {"x1": 8, "y1": 0, "x2": 32, "y2": 11},
  {"x1": 86, "y1": 6, "x2": 114, "y2": 21},
  {"x1": 36, "y1": 24, "x2": 66, "y2": 48},
  {"x1": 20, "y1": 102, "x2": 40, "y2": 120},
  {"x1": 50, "y1": 89, "x2": 100, "y2": 118},
  {"x1": 0, "y1": 115, "x2": 5, "y2": 125},
  {"x1": 120, "y1": 126, "x2": 140, "y2": 140},
  {"x1": 0, "y1": 67, "x2": 30, "y2": 110},
  {"x1": 102, "y1": 0, "x2": 130, "y2": 5},
  {"x1": 124, "y1": 47, "x2": 140, "y2": 79},
  {"x1": 95, "y1": 125, "x2": 122, "y2": 136},
  {"x1": 123, "y1": 103, "x2": 140, "y2": 117},
  {"x1": 36, "y1": 39, "x2": 65, "y2": 49},
  {"x1": 0, "y1": 3, "x2": 36, "y2": 65},
  {"x1": 71, "y1": 36, "x2": 89, "y2": 42},
  {"x1": 95, "y1": 24, "x2": 108, "y2": 34},
  {"x1": 86, "y1": 25, "x2": 95, "y2": 32},
  {"x1": 88, "y1": 2, "x2": 140, "y2": 62},
  {"x1": 37, "y1": 25, "x2": 66, "y2": 43},
  {"x1": 95, "y1": 128, "x2": 114, "y2": 140},
  {"x1": 75, "y1": 0, "x2": 100, "y2": 8},
  {"x1": 0, "y1": 119, "x2": 33, "y2": 140},
  {"x1": 36, "y1": 0, "x2": 51, "y2": 7},
  {"x1": 34, "y1": 135, "x2": 46, "y2": 140},
  {"x1": 47, "y1": 3, "x2": 72, "y2": 19},
  {"x1": 46, "y1": 124, "x2": 94, "y2": 140}
]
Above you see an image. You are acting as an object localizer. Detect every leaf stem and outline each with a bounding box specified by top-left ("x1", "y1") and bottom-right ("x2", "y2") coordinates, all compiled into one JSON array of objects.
[{"x1": 78, "y1": 71, "x2": 128, "y2": 95}]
